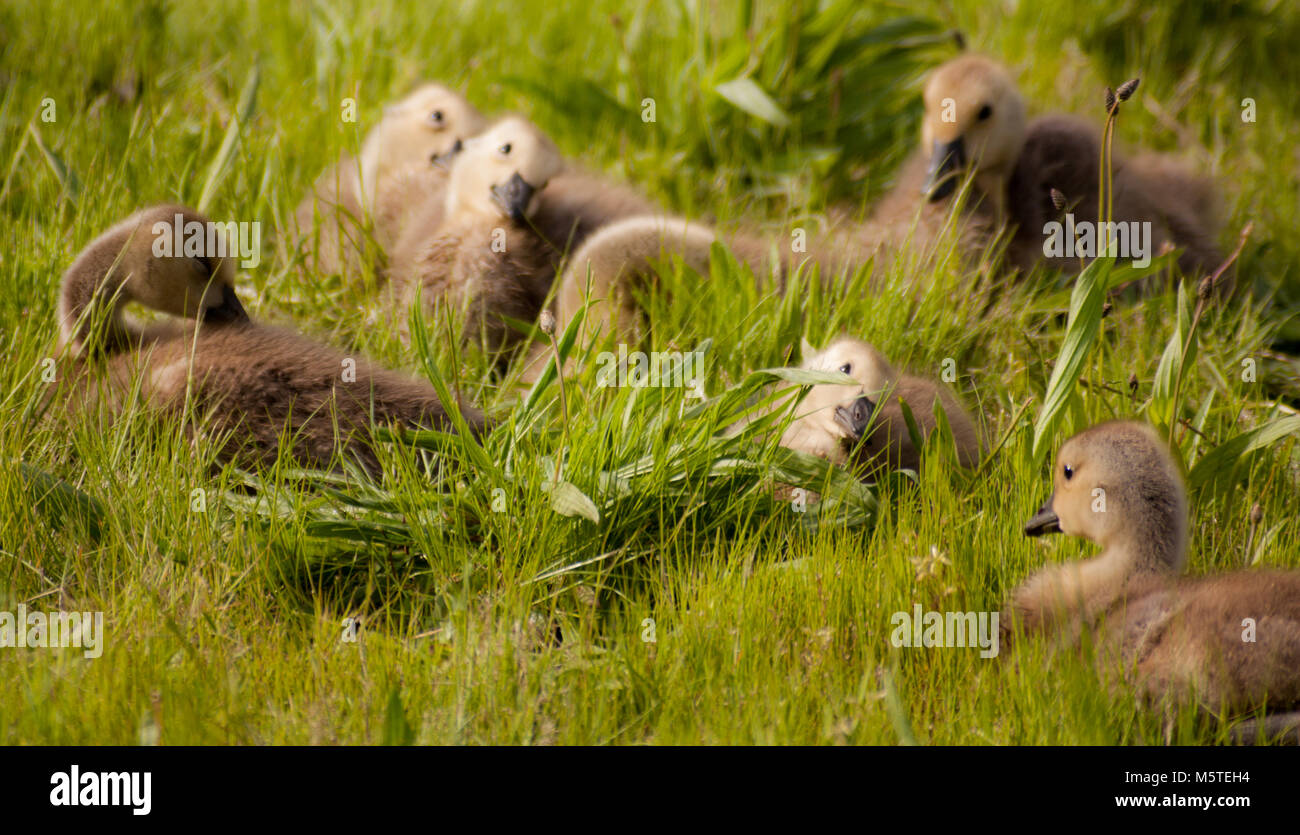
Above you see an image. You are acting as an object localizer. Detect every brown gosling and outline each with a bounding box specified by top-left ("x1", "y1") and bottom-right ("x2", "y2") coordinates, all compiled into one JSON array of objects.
[
  {"x1": 862, "y1": 54, "x2": 1222, "y2": 276},
  {"x1": 1012, "y1": 420, "x2": 1300, "y2": 742},
  {"x1": 291, "y1": 83, "x2": 488, "y2": 277},
  {"x1": 61, "y1": 205, "x2": 487, "y2": 473},
  {"x1": 386, "y1": 115, "x2": 565, "y2": 363},
  {"x1": 779, "y1": 337, "x2": 982, "y2": 474}
]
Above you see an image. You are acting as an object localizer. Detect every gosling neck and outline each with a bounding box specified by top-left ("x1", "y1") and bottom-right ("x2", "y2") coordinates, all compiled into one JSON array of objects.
[
  {"x1": 1102, "y1": 516, "x2": 1187, "y2": 579},
  {"x1": 59, "y1": 256, "x2": 136, "y2": 355}
]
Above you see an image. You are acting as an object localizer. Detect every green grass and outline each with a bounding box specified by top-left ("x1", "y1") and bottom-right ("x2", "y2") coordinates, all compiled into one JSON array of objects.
[{"x1": 1, "y1": 0, "x2": 1298, "y2": 744}]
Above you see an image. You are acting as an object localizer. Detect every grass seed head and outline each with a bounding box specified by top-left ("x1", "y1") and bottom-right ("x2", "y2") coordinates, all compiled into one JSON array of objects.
[{"x1": 1116, "y1": 78, "x2": 1140, "y2": 102}]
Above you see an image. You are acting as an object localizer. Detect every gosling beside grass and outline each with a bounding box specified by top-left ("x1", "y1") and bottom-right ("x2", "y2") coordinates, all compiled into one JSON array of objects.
[
  {"x1": 1012, "y1": 420, "x2": 1300, "y2": 743},
  {"x1": 780, "y1": 337, "x2": 982, "y2": 474},
  {"x1": 860, "y1": 54, "x2": 1223, "y2": 277},
  {"x1": 61, "y1": 205, "x2": 487, "y2": 474}
]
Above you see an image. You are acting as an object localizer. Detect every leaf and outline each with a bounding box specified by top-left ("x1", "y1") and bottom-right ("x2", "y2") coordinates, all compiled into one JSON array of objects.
[
  {"x1": 1031, "y1": 258, "x2": 1110, "y2": 462},
  {"x1": 381, "y1": 687, "x2": 415, "y2": 746},
  {"x1": 27, "y1": 123, "x2": 80, "y2": 201},
  {"x1": 520, "y1": 302, "x2": 587, "y2": 420},
  {"x1": 548, "y1": 481, "x2": 600, "y2": 524},
  {"x1": 714, "y1": 77, "x2": 791, "y2": 127},
  {"x1": 896, "y1": 396, "x2": 924, "y2": 470},
  {"x1": 1188, "y1": 414, "x2": 1300, "y2": 491},
  {"x1": 758, "y1": 367, "x2": 857, "y2": 386},
  {"x1": 1148, "y1": 280, "x2": 1197, "y2": 427},
  {"x1": 406, "y1": 299, "x2": 497, "y2": 478},
  {"x1": 197, "y1": 64, "x2": 260, "y2": 213},
  {"x1": 17, "y1": 462, "x2": 105, "y2": 542}
]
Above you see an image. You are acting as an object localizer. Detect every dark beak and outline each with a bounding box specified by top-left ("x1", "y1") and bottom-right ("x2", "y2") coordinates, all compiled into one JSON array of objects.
[
  {"x1": 833, "y1": 395, "x2": 875, "y2": 440},
  {"x1": 431, "y1": 138, "x2": 464, "y2": 167},
  {"x1": 1023, "y1": 495, "x2": 1062, "y2": 537},
  {"x1": 923, "y1": 137, "x2": 966, "y2": 201},
  {"x1": 203, "y1": 283, "x2": 249, "y2": 324},
  {"x1": 491, "y1": 172, "x2": 537, "y2": 223}
]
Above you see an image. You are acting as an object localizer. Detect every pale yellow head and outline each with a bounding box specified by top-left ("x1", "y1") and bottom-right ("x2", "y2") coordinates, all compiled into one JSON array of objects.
[
  {"x1": 920, "y1": 54, "x2": 1027, "y2": 201},
  {"x1": 358, "y1": 83, "x2": 487, "y2": 203},
  {"x1": 1025, "y1": 420, "x2": 1188, "y2": 572},
  {"x1": 443, "y1": 114, "x2": 564, "y2": 223},
  {"x1": 778, "y1": 337, "x2": 894, "y2": 461}
]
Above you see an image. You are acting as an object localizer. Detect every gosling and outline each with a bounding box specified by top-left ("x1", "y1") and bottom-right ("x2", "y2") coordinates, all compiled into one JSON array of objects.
[
  {"x1": 61, "y1": 205, "x2": 487, "y2": 473},
  {"x1": 521, "y1": 214, "x2": 788, "y2": 381},
  {"x1": 867, "y1": 54, "x2": 1222, "y2": 276},
  {"x1": 291, "y1": 83, "x2": 487, "y2": 277},
  {"x1": 1011, "y1": 420, "x2": 1300, "y2": 742},
  {"x1": 386, "y1": 114, "x2": 565, "y2": 362},
  {"x1": 778, "y1": 337, "x2": 981, "y2": 474}
]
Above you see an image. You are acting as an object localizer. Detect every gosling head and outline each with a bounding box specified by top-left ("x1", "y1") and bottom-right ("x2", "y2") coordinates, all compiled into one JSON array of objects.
[
  {"x1": 358, "y1": 83, "x2": 487, "y2": 198},
  {"x1": 442, "y1": 114, "x2": 563, "y2": 225},
  {"x1": 59, "y1": 205, "x2": 248, "y2": 350},
  {"x1": 1025, "y1": 421, "x2": 1188, "y2": 572},
  {"x1": 781, "y1": 337, "x2": 889, "y2": 454},
  {"x1": 920, "y1": 54, "x2": 1027, "y2": 202}
]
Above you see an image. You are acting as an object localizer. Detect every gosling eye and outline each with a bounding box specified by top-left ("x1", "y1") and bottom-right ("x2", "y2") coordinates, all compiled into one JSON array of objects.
[
  {"x1": 191, "y1": 255, "x2": 212, "y2": 276},
  {"x1": 977, "y1": 104, "x2": 992, "y2": 121},
  {"x1": 428, "y1": 110, "x2": 445, "y2": 126},
  {"x1": 498, "y1": 142, "x2": 512, "y2": 156},
  {"x1": 838, "y1": 363, "x2": 852, "y2": 375},
  {"x1": 1062, "y1": 464, "x2": 1074, "y2": 481}
]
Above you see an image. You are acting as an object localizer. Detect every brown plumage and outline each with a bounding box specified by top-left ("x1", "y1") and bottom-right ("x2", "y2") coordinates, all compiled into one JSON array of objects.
[
  {"x1": 60, "y1": 205, "x2": 486, "y2": 474},
  {"x1": 866, "y1": 55, "x2": 1223, "y2": 276},
  {"x1": 1012, "y1": 421, "x2": 1300, "y2": 742},
  {"x1": 528, "y1": 167, "x2": 660, "y2": 259},
  {"x1": 778, "y1": 337, "x2": 981, "y2": 474},
  {"x1": 386, "y1": 115, "x2": 565, "y2": 362}
]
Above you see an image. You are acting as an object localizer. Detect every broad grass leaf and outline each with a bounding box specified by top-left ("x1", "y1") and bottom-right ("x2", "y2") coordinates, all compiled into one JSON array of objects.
[
  {"x1": 16, "y1": 462, "x2": 105, "y2": 542},
  {"x1": 1148, "y1": 279, "x2": 1197, "y2": 427},
  {"x1": 1031, "y1": 258, "x2": 1110, "y2": 462},
  {"x1": 714, "y1": 77, "x2": 792, "y2": 127},
  {"x1": 548, "y1": 481, "x2": 600, "y2": 524},
  {"x1": 198, "y1": 64, "x2": 260, "y2": 213},
  {"x1": 1189, "y1": 414, "x2": 1300, "y2": 491}
]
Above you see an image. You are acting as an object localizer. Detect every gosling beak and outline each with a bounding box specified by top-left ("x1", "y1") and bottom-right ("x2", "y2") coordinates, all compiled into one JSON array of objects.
[
  {"x1": 923, "y1": 137, "x2": 966, "y2": 201},
  {"x1": 1023, "y1": 495, "x2": 1062, "y2": 537},
  {"x1": 833, "y1": 395, "x2": 875, "y2": 440},
  {"x1": 431, "y1": 138, "x2": 464, "y2": 167},
  {"x1": 491, "y1": 172, "x2": 537, "y2": 223},
  {"x1": 203, "y1": 283, "x2": 249, "y2": 324}
]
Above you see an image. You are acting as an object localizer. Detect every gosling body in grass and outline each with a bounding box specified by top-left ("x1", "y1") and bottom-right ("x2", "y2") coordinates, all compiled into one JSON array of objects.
[
  {"x1": 864, "y1": 54, "x2": 1222, "y2": 276},
  {"x1": 522, "y1": 214, "x2": 788, "y2": 380},
  {"x1": 386, "y1": 115, "x2": 566, "y2": 363},
  {"x1": 291, "y1": 83, "x2": 487, "y2": 277},
  {"x1": 781, "y1": 337, "x2": 981, "y2": 474},
  {"x1": 1012, "y1": 421, "x2": 1300, "y2": 742},
  {"x1": 62, "y1": 205, "x2": 486, "y2": 473}
]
